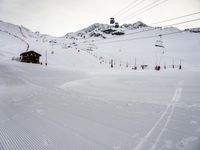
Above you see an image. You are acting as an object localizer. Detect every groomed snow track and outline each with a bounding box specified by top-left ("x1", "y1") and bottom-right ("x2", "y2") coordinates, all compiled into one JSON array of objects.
[{"x1": 0, "y1": 62, "x2": 200, "y2": 150}]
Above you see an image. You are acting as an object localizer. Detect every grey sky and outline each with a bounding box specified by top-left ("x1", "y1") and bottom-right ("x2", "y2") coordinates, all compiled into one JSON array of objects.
[{"x1": 0, "y1": 0, "x2": 199, "y2": 36}]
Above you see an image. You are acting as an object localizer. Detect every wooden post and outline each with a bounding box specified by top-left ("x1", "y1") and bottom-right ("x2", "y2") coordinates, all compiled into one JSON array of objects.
[
  {"x1": 134, "y1": 58, "x2": 137, "y2": 70},
  {"x1": 45, "y1": 50, "x2": 47, "y2": 66},
  {"x1": 179, "y1": 59, "x2": 182, "y2": 70},
  {"x1": 126, "y1": 62, "x2": 128, "y2": 68},
  {"x1": 111, "y1": 59, "x2": 113, "y2": 68},
  {"x1": 164, "y1": 64, "x2": 166, "y2": 69},
  {"x1": 164, "y1": 62, "x2": 166, "y2": 69}
]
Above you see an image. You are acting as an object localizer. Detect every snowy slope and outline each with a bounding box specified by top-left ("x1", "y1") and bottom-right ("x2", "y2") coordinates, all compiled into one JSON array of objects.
[
  {"x1": 64, "y1": 22, "x2": 200, "y2": 71},
  {"x1": 1, "y1": 20, "x2": 200, "y2": 71},
  {"x1": 92, "y1": 27, "x2": 200, "y2": 70},
  {"x1": 0, "y1": 20, "x2": 200, "y2": 150},
  {"x1": 0, "y1": 20, "x2": 104, "y2": 70}
]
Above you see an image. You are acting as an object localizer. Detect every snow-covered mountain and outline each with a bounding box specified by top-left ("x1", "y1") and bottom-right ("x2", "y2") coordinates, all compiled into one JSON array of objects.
[
  {"x1": 65, "y1": 21, "x2": 149, "y2": 40},
  {"x1": 1, "y1": 19, "x2": 200, "y2": 70},
  {"x1": 185, "y1": 27, "x2": 200, "y2": 33},
  {"x1": 0, "y1": 20, "x2": 104, "y2": 70}
]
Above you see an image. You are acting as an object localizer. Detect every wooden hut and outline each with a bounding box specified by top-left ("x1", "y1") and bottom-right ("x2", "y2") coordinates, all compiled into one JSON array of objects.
[{"x1": 20, "y1": 50, "x2": 41, "y2": 64}]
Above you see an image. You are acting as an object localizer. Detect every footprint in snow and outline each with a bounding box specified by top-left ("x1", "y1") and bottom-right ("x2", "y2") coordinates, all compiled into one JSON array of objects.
[
  {"x1": 32, "y1": 91, "x2": 38, "y2": 96},
  {"x1": 176, "y1": 136, "x2": 199, "y2": 149},
  {"x1": 42, "y1": 135, "x2": 53, "y2": 147},
  {"x1": 116, "y1": 105, "x2": 123, "y2": 109},
  {"x1": 36, "y1": 109, "x2": 45, "y2": 115},
  {"x1": 131, "y1": 133, "x2": 139, "y2": 139},
  {"x1": 113, "y1": 145, "x2": 121, "y2": 150},
  {"x1": 190, "y1": 120, "x2": 198, "y2": 125},
  {"x1": 12, "y1": 98, "x2": 23, "y2": 103},
  {"x1": 125, "y1": 103, "x2": 133, "y2": 107},
  {"x1": 27, "y1": 94, "x2": 34, "y2": 98},
  {"x1": 1, "y1": 118, "x2": 10, "y2": 123},
  {"x1": 196, "y1": 127, "x2": 200, "y2": 132},
  {"x1": 103, "y1": 101, "x2": 109, "y2": 105},
  {"x1": 164, "y1": 140, "x2": 173, "y2": 149}
]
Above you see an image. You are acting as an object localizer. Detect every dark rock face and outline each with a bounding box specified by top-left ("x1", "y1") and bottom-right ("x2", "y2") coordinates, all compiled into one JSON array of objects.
[
  {"x1": 121, "y1": 21, "x2": 148, "y2": 29},
  {"x1": 185, "y1": 28, "x2": 200, "y2": 33},
  {"x1": 112, "y1": 31, "x2": 125, "y2": 35},
  {"x1": 65, "y1": 21, "x2": 148, "y2": 39},
  {"x1": 102, "y1": 29, "x2": 117, "y2": 34}
]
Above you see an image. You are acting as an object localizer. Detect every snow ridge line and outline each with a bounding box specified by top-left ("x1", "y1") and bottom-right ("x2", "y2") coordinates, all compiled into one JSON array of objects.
[
  {"x1": 0, "y1": 29, "x2": 29, "y2": 51},
  {"x1": 133, "y1": 80, "x2": 184, "y2": 150},
  {"x1": 19, "y1": 26, "x2": 26, "y2": 38}
]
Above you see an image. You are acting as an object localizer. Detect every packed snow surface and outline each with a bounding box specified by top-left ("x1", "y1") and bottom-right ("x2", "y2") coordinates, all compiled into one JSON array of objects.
[{"x1": 0, "y1": 20, "x2": 200, "y2": 150}]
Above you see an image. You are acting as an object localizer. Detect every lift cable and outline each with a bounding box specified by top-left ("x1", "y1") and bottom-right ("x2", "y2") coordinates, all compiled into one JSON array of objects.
[
  {"x1": 120, "y1": 0, "x2": 169, "y2": 23},
  {"x1": 150, "y1": 12, "x2": 200, "y2": 25},
  {"x1": 94, "y1": 30, "x2": 184, "y2": 45},
  {"x1": 113, "y1": 0, "x2": 148, "y2": 18},
  {"x1": 112, "y1": 0, "x2": 141, "y2": 17}
]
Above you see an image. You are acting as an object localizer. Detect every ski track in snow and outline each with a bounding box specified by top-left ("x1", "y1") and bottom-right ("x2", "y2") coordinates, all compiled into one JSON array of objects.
[
  {"x1": 1, "y1": 62, "x2": 200, "y2": 150},
  {"x1": 149, "y1": 81, "x2": 184, "y2": 150},
  {"x1": 133, "y1": 80, "x2": 184, "y2": 150},
  {"x1": 19, "y1": 26, "x2": 26, "y2": 38}
]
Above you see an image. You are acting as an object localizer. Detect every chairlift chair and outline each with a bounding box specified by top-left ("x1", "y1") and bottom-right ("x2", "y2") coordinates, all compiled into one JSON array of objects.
[{"x1": 155, "y1": 34, "x2": 164, "y2": 48}]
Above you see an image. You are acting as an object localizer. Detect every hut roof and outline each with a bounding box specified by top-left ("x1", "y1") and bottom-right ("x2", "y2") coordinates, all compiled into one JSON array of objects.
[{"x1": 20, "y1": 50, "x2": 41, "y2": 56}]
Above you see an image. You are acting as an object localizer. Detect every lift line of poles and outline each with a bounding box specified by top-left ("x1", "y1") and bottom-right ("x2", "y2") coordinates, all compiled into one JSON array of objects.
[{"x1": 85, "y1": 49, "x2": 182, "y2": 71}]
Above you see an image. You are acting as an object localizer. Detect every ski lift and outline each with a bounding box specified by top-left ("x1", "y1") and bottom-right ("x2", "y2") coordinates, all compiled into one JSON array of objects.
[
  {"x1": 115, "y1": 22, "x2": 119, "y2": 28},
  {"x1": 110, "y1": 18, "x2": 115, "y2": 24},
  {"x1": 155, "y1": 34, "x2": 164, "y2": 48}
]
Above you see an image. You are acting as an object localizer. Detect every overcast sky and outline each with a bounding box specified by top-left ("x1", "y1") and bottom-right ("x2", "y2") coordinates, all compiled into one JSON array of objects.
[{"x1": 0, "y1": 0, "x2": 199, "y2": 36}]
